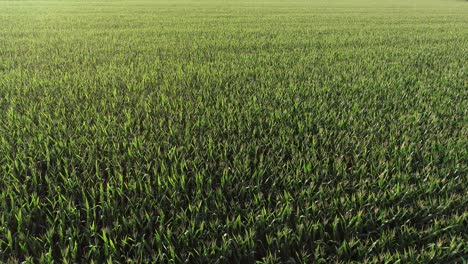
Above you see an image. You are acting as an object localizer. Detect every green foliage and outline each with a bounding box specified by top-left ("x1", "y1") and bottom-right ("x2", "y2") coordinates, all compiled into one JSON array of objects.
[{"x1": 0, "y1": 0, "x2": 467, "y2": 262}]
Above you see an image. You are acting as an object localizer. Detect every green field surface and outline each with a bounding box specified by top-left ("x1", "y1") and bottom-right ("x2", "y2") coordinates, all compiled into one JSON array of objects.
[{"x1": 0, "y1": 0, "x2": 467, "y2": 262}]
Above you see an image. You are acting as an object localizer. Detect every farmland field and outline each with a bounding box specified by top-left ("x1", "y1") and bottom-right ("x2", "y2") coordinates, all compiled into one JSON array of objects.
[{"x1": 0, "y1": 0, "x2": 467, "y2": 262}]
